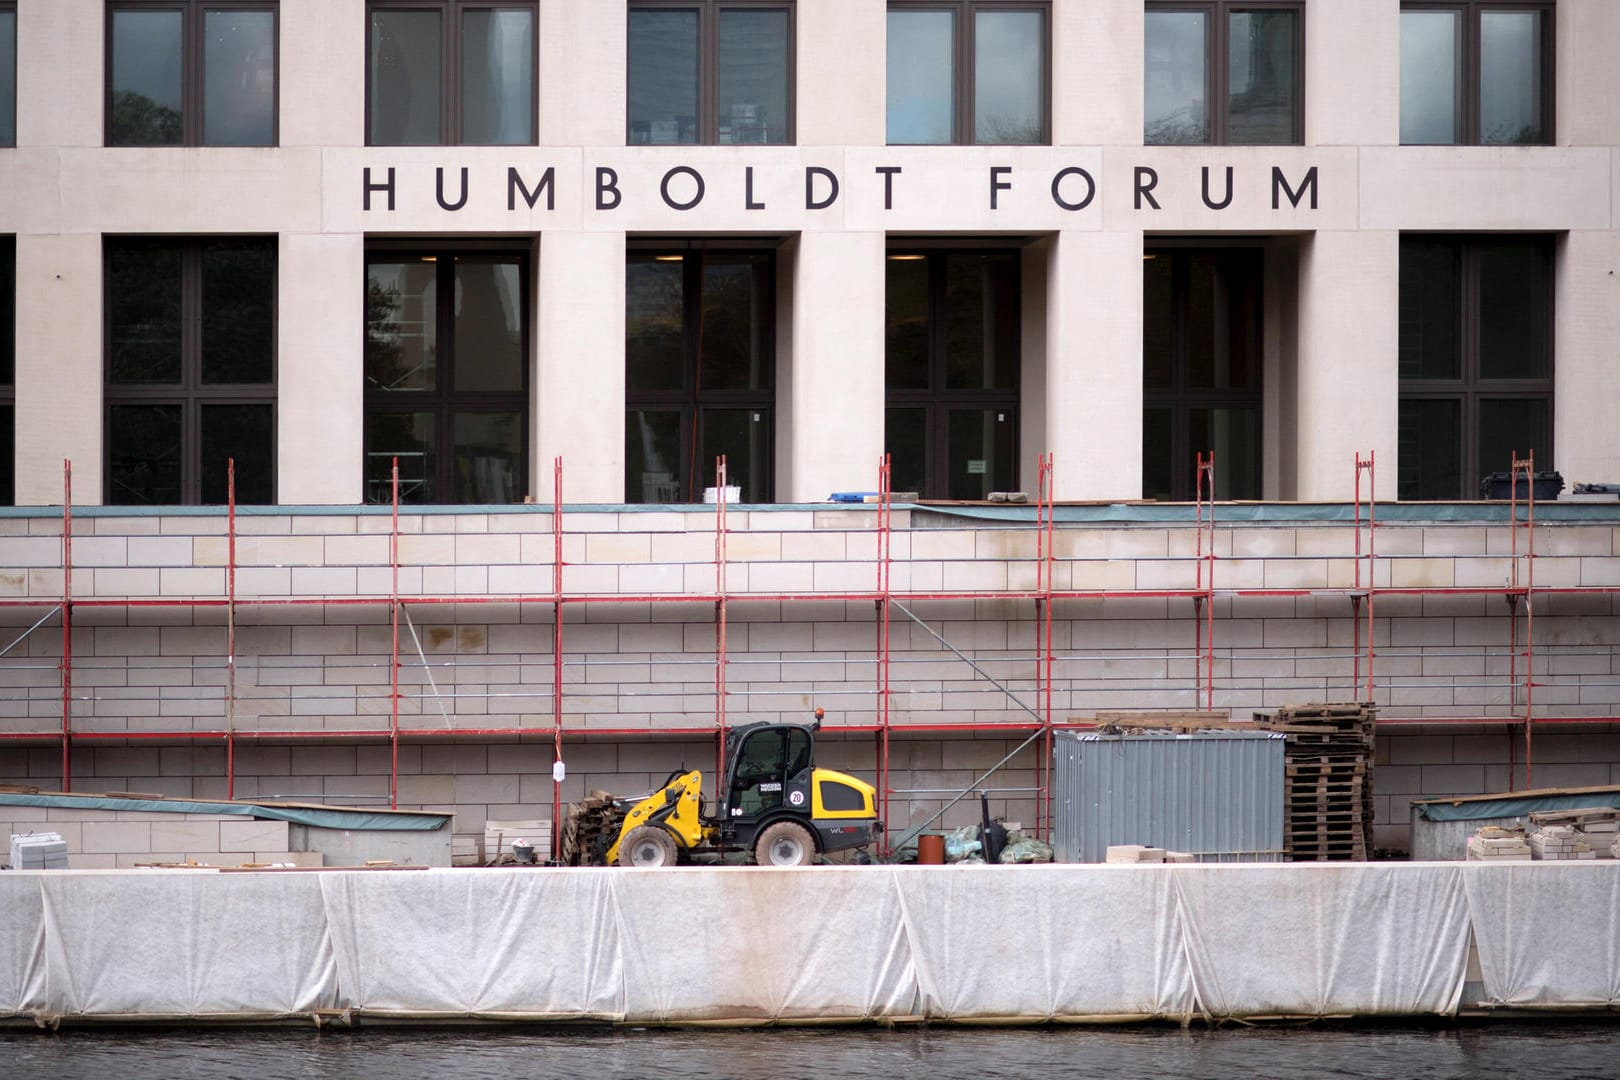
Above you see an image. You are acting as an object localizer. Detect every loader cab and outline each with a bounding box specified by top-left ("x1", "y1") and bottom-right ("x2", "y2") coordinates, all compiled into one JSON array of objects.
[{"x1": 721, "y1": 722, "x2": 814, "y2": 832}]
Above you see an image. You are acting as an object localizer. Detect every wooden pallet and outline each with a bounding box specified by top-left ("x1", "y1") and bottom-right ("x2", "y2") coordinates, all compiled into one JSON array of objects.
[{"x1": 1261, "y1": 703, "x2": 1377, "y2": 862}]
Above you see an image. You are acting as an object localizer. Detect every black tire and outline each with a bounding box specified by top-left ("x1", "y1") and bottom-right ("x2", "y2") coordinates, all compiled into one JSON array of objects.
[
  {"x1": 754, "y1": 820, "x2": 816, "y2": 866},
  {"x1": 618, "y1": 825, "x2": 678, "y2": 868}
]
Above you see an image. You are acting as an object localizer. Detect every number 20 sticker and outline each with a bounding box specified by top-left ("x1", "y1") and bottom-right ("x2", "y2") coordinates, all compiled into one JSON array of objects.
[{"x1": 789, "y1": 790, "x2": 805, "y2": 806}]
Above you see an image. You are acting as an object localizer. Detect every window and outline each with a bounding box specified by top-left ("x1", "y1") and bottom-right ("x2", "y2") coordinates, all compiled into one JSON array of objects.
[
  {"x1": 626, "y1": 249, "x2": 774, "y2": 503},
  {"x1": 365, "y1": 247, "x2": 528, "y2": 504},
  {"x1": 104, "y1": 238, "x2": 276, "y2": 505},
  {"x1": 886, "y1": 250, "x2": 1019, "y2": 499},
  {"x1": 627, "y1": 1, "x2": 792, "y2": 145},
  {"x1": 1401, "y1": 2, "x2": 1553, "y2": 145},
  {"x1": 0, "y1": 236, "x2": 13, "y2": 505},
  {"x1": 369, "y1": 1, "x2": 536, "y2": 145},
  {"x1": 887, "y1": 2, "x2": 1047, "y2": 145},
  {"x1": 1142, "y1": 247, "x2": 1263, "y2": 501},
  {"x1": 1, "y1": 2, "x2": 15, "y2": 147},
  {"x1": 106, "y1": 2, "x2": 277, "y2": 146},
  {"x1": 1144, "y1": 2, "x2": 1302, "y2": 145},
  {"x1": 1398, "y1": 236, "x2": 1553, "y2": 500}
]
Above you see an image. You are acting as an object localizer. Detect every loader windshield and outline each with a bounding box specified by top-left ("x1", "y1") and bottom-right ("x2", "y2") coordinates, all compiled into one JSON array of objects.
[{"x1": 727, "y1": 726, "x2": 811, "y2": 818}]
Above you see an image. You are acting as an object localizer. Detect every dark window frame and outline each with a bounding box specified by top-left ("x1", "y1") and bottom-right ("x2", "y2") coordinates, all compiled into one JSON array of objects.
[
  {"x1": 624, "y1": 242, "x2": 777, "y2": 503},
  {"x1": 104, "y1": 0, "x2": 280, "y2": 147},
  {"x1": 885, "y1": 246, "x2": 1022, "y2": 499},
  {"x1": 1143, "y1": 0, "x2": 1305, "y2": 146},
  {"x1": 1399, "y1": 1, "x2": 1555, "y2": 146},
  {"x1": 365, "y1": 0, "x2": 539, "y2": 146},
  {"x1": 886, "y1": 0, "x2": 1051, "y2": 146},
  {"x1": 1141, "y1": 244, "x2": 1265, "y2": 502},
  {"x1": 363, "y1": 241, "x2": 532, "y2": 505},
  {"x1": 1, "y1": 0, "x2": 16, "y2": 148},
  {"x1": 626, "y1": 0, "x2": 797, "y2": 146},
  {"x1": 102, "y1": 235, "x2": 279, "y2": 505},
  {"x1": 1398, "y1": 234, "x2": 1555, "y2": 500}
]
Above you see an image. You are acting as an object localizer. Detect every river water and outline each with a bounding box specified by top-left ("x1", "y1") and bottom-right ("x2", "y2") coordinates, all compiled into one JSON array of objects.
[{"x1": 2, "y1": 1024, "x2": 1616, "y2": 1080}]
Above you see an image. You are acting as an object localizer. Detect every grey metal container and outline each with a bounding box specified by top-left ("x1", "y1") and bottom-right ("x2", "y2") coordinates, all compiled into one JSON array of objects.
[
  {"x1": 1408, "y1": 810, "x2": 1526, "y2": 861},
  {"x1": 1052, "y1": 731, "x2": 1285, "y2": 863}
]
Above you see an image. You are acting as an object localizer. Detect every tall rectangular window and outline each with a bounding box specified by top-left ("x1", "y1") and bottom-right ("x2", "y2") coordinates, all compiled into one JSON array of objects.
[
  {"x1": 0, "y1": 236, "x2": 13, "y2": 505},
  {"x1": 888, "y1": 2, "x2": 1048, "y2": 145},
  {"x1": 626, "y1": 249, "x2": 774, "y2": 503},
  {"x1": 107, "y1": 2, "x2": 277, "y2": 147},
  {"x1": 105, "y1": 238, "x2": 276, "y2": 505},
  {"x1": 628, "y1": 2, "x2": 792, "y2": 145},
  {"x1": 1398, "y1": 236, "x2": 1553, "y2": 500},
  {"x1": 886, "y1": 250, "x2": 1019, "y2": 499},
  {"x1": 1400, "y1": 2, "x2": 1553, "y2": 145},
  {"x1": 0, "y1": 3, "x2": 15, "y2": 147},
  {"x1": 369, "y1": 1, "x2": 536, "y2": 145},
  {"x1": 1145, "y1": 2, "x2": 1302, "y2": 146},
  {"x1": 1142, "y1": 247, "x2": 1263, "y2": 501},
  {"x1": 365, "y1": 248, "x2": 529, "y2": 504}
]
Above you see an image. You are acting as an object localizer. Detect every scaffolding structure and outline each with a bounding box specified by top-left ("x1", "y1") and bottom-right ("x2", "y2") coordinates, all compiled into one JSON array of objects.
[{"x1": 0, "y1": 452, "x2": 1617, "y2": 856}]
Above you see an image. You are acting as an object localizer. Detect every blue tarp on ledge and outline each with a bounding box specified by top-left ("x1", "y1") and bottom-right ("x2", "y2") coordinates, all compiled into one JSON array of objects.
[{"x1": 0, "y1": 792, "x2": 449, "y2": 831}]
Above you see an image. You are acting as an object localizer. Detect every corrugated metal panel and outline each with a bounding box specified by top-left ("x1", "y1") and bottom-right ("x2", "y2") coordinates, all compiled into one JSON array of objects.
[{"x1": 1053, "y1": 731, "x2": 1285, "y2": 863}]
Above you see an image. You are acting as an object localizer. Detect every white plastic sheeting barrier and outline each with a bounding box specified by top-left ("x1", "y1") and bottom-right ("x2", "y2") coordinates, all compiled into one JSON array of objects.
[
  {"x1": 0, "y1": 863, "x2": 1615, "y2": 1026},
  {"x1": 1173, "y1": 864, "x2": 1470, "y2": 1018},
  {"x1": 1463, "y1": 864, "x2": 1620, "y2": 1008}
]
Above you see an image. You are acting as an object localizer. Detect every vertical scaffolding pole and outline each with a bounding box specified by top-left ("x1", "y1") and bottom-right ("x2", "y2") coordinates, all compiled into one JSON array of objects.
[
  {"x1": 876, "y1": 454, "x2": 893, "y2": 850},
  {"x1": 60, "y1": 460, "x2": 72, "y2": 792},
  {"x1": 1355, "y1": 452, "x2": 1377, "y2": 703},
  {"x1": 552, "y1": 457, "x2": 565, "y2": 860},
  {"x1": 389, "y1": 459, "x2": 401, "y2": 810},
  {"x1": 1037, "y1": 453, "x2": 1055, "y2": 839},
  {"x1": 226, "y1": 459, "x2": 237, "y2": 800},
  {"x1": 714, "y1": 457, "x2": 729, "y2": 799},
  {"x1": 1194, "y1": 452, "x2": 1216, "y2": 711},
  {"x1": 1511, "y1": 452, "x2": 1537, "y2": 787}
]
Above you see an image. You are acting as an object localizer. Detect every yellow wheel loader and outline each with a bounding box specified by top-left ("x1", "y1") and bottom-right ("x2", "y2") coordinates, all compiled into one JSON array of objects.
[{"x1": 570, "y1": 710, "x2": 882, "y2": 867}]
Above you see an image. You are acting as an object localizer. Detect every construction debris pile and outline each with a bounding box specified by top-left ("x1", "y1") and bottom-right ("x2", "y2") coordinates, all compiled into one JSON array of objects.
[
  {"x1": 1105, "y1": 845, "x2": 1196, "y2": 865},
  {"x1": 559, "y1": 791, "x2": 626, "y2": 866},
  {"x1": 1464, "y1": 808, "x2": 1620, "y2": 862},
  {"x1": 941, "y1": 823, "x2": 1054, "y2": 864},
  {"x1": 1466, "y1": 825, "x2": 1533, "y2": 862},
  {"x1": 1528, "y1": 807, "x2": 1619, "y2": 860},
  {"x1": 1255, "y1": 703, "x2": 1376, "y2": 862}
]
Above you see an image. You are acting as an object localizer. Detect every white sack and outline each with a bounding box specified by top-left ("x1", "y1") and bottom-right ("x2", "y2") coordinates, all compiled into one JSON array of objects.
[
  {"x1": 1462, "y1": 863, "x2": 1620, "y2": 1007},
  {"x1": 37, "y1": 870, "x2": 337, "y2": 1018},
  {"x1": 895, "y1": 864, "x2": 1195, "y2": 1021},
  {"x1": 319, "y1": 868, "x2": 623, "y2": 1018},
  {"x1": 1174, "y1": 864, "x2": 1469, "y2": 1018},
  {"x1": 0, "y1": 875, "x2": 46, "y2": 1017},
  {"x1": 612, "y1": 866, "x2": 917, "y2": 1022}
]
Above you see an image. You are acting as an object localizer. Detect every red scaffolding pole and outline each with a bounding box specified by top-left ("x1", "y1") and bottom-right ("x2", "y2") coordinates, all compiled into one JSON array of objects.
[
  {"x1": 1354, "y1": 452, "x2": 1377, "y2": 703},
  {"x1": 1194, "y1": 452, "x2": 1216, "y2": 711},
  {"x1": 714, "y1": 456, "x2": 730, "y2": 801},
  {"x1": 552, "y1": 456, "x2": 565, "y2": 860},
  {"x1": 60, "y1": 460, "x2": 72, "y2": 792},
  {"x1": 389, "y1": 458, "x2": 401, "y2": 809},
  {"x1": 1036, "y1": 452, "x2": 1055, "y2": 840},
  {"x1": 875, "y1": 453, "x2": 893, "y2": 851},
  {"x1": 1510, "y1": 452, "x2": 1537, "y2": 788},
  {"x1": 226, "y1": 459, "x2": 237, "y2": 799}
]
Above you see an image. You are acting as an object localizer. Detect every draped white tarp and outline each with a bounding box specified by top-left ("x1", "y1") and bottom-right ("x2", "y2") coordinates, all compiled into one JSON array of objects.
[
  {"x1": 895, "y1": 864, "x2": 1195, "y2": 1022},
  {"x1": 0, "y1": 863, "x2": 1613, "y2": 1025},
  {"x1": 320, "y1": 868, "x2": 623, "y2": 1019},
  {"x1": 1173, "y1": 864, "x2": 1471, "y2": 1019},
  {"x1": 1462, "y1": 863, "x2": 1620, "y2": 1008},
  {"x1": 35, "y1": 870, "x2": 337, "y2": 1019},
  {"x1": 612, "y1": 866, "x2": 917, "y2": 1022},
  {"x1": 0, "y1": 875, "x2": 46, "y2": 1018}
]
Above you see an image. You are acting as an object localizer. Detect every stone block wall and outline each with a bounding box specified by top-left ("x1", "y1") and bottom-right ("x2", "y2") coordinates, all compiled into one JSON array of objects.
[{"x1": 0, "y1": 505, "x2": 1615, "y2": 857}]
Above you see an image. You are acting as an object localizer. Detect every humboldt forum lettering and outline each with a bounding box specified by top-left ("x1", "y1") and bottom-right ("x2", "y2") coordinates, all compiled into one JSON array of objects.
[{"x1": 360, "y1": 161, "x2": 1322, "y2": 215}]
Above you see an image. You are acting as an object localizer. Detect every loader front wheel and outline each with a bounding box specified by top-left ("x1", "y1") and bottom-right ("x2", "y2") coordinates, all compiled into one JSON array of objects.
[
  {"x1": 619, "y1": 825, "x2": 678, "y2": 868},
  {"x1": 754, "y1": 821, "x2": 815, "y2": 866}
]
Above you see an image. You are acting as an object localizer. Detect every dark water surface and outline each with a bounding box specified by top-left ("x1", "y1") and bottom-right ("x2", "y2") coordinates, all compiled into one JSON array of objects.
[{"x1": 2, "y1": 1023, "x2": 1617, "y2": 1080}]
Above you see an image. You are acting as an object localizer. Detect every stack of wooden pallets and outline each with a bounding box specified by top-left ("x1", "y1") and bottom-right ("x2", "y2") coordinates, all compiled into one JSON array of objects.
[{"x1": 1256, "y1": 703, "x2": 1376, "y2": 862}]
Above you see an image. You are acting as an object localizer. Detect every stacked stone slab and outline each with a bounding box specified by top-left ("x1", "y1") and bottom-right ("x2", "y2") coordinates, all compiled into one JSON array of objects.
[
  {"x1": 1528, "y1": 824, "x2": 1595, "y2": 860},
  {"x1": 1466, "y1": 825, "x2": 1533, "y2": 862},
  {"x1": 1256, "y1": 703, "x2": 1376, "y2": 862},
  {"x1": 1528, "y1": 807, "x2": 1618, "y2": 858},
  {"x1": 1104, "y1": 844, "x2": 1166, "y2": 864}
]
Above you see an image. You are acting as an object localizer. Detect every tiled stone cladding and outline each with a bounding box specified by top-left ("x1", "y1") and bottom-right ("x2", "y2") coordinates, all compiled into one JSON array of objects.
[{"x1": 0, "y1": 506, "x2": 1616, "y2": 857}]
